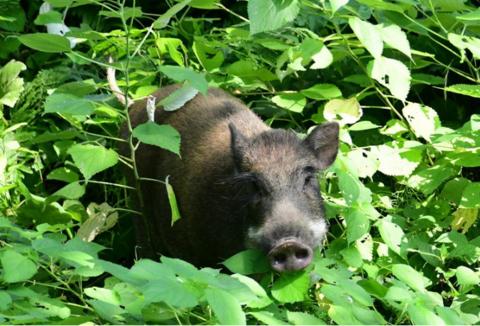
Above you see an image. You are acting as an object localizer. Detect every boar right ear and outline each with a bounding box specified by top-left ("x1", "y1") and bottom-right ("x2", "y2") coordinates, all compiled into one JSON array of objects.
[
  {"x1": 304, "y1": 122, "x2": 339, "y2": 169},
  {"x1": 229, "y1": 123, "x2": 248, "y2": 171}
]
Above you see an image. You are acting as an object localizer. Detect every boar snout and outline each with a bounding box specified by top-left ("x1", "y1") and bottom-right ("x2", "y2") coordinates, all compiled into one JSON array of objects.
[{"x1": 268, "y1": 239, "x2": 313, "y2": 272}]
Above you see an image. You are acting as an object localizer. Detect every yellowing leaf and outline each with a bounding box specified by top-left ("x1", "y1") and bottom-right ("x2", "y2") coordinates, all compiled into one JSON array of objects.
[{"x1": 324, "y1": 97, "x2": 362, "y2": 125}]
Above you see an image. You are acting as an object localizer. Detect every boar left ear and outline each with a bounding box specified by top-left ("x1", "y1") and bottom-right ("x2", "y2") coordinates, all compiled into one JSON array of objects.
[
  {"x1": 304, "y1": 122, "x2": 339, "y2": 169},
  {"x1": 229, "y1": 123, "x2": 248, "y2": 171}
]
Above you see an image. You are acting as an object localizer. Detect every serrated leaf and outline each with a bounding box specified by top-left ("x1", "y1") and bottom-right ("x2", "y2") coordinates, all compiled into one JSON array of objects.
[
  {"x1": 271, "y1": 271, "x2": 310, "y2": 303},
  {"x1": 0, "y1": 59, "x2": 26, "y2": 108},
  {"x1": 272, "y1": 93, "x2": 306, "y2": 113},
  {"x1": 370, "y1": 56, "x2": 411, "y2": 101},
  {"x1": 301, "y1": 83, "x2": 342, "y2": 100},
  {"x1": 223, "y1": 249, "x2": 270, "y2": 274},
  {"x1": 324, "y1": 97, "x2": 362, "y2": 125},
  {"x1": 1, "y1": 250, "x2": 38, "y2": 283},
  {"x1": 345, "y1": 207, "x2": 370, "y2": 243},
  {"x1": 132, "y1": 122, "x2": 181, "y2": 155},
  {"x1": 18, "y1": 33, "x2": 71, "y2": 53},
  {"x1": 392, "y1": 264, "x2": 431, "y2": 292},
  {"x1": 68, "y1": 144, "x2": 119, "y2": 180},
  {"x1": 407, "y1": 164, "x2": 459, "y2": 195},
  {"x1": 205, "y1": 287, "x2": 246, "y2": 325},
  {"x1": 44, "y1": 93, "x2": 95, "y2": 116},
  {"x1": 378, "y1": 24, "x2": 411, "y2": 58},
  {"x1": 444, "y1": 84, "x2": 480, "y2": 99},
  {"x1": 248, "y1": 0, "x2": 300, "y2": 35},
  {"x1": 158, "y1": 65, "x2": 208, "y2": 94},
  {"x1": 370, "y1": 142, "x2": 422, "y2": 177},
  {"x1": 349, "y1": 17, "x2": 383, "y2": 57}
]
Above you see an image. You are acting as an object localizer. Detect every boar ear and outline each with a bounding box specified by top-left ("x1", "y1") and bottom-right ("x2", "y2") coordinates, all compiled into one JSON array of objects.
[
  {"x1": 229, "y1": 123, "x2": 248, "y2": 171},
  {"x1": 304, "y1": 122, "x2": 339, "y2": 169}
]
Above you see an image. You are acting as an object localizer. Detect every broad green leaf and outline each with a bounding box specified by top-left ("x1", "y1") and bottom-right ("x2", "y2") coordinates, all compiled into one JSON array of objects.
[
  {"x1": 408, "y1": 303, "x2": 445, "y2": 325},
  {"x1": 448, "y1": 33, "x2": 480, "y2": 60},
  {"x1": 153, "y1": 0, "x2": 191, "y2": 29},
  {"x1": 100, "y1": 7, "x2": 143, "y2": 20},
  {"x1": 456, "y1": 266, "x2": 480, "y2": 287},
  {"x1": 143, "y1": 278, "x2": 198, "y2": 308},
  {"x1": 0, "y1": 59, "x2": 26, "y2": 108},
  {"x1": 68, "y1": 144, "x2": 119, "y2": 180},
  {"x1": 407, "y1": 164, "x2": 459, "y2": 195},
  {"x1": 132, "y1": 122, "x2": 181, "y2": 155},
  {"x1": 223, "y1": 249, "x2": 270, "y2": 274},
  {"x1": 329, "y1": 0, "x2": 349, "y2": 13},
  {"x1": 370, "y1": 56, "x2": 411, "y2": 101},
  {"x1": 377, "y1": 219, "x2": 406, "y2": 258},
  {"x1": 355, "y1": 0, "x2": 405, "y2": 12},
  {"x1": 380, "y1": 119, "x2": 409, "y2": 138},
  {"x1": 301, "y1": 83, "x2": 342, "y2": 100},
  {"x1": 17, "y1": 195, "x2": 72, "y2": 225},
  {"x1": 231, "y1": 274, "x2": 272, "y2": 308},
  {"x1": 18, "y1": 33, "x2": 71, "y2": 53},
  {"x1": 249, "y1": 311, "x2": 289, "y2": 325},
  {"x1": 34, "y1": 11, "x2": 63, "y2": 25},
  {"x1": 130, "y1": 259, "x2": 176, "y2": 281},
  {"x1": 345, "y1": 207, "x2": 370, "y2": 243},
  {"x1": 193, "y1": 37, "x2": 224, "y2": 71},
  {"x1": 459, "y1": 183, "x2": 480, "y2": 208},
  {"x1": 351, "y1": 305, "x2": 386, "y2": 324},
  {"x1": 378, "y1": 24, "x2": 411, "y2": 58},
  {"x1": 0, "y1": 0, "x2": 25, "y2": 32},
  {"x1": 392, "y1": 264, "x2": 431, "y2": 292},
  {"x1": 271, "y1": 271, "x2": 310, "y2": 303},
  {"x1": 1, "y1": 249, "x2": 38, "y2": 283},
  {"x1": 310, "y1": 45, "x2": 333, "y2": 69},
  {"x1": 159, "y1": 83, "x2": 198, "y2": 111},
  {"x1": 471, "y1": 114, "x2": 480, "y2": 131},
  {"x1": 435, "y1": 307, "x2": 465, "y2": 325},
  {"x1": 165, "y1": 177, "x2": 181, "y2": 226},
  {"x1": 412, "y1": 73, "x2": 444, "y2": 86},
  {"x1": 328, "y1": 305, "x2": 360, "y2": 325},
  {"x1": 403, "y1": 103, "x2": 441, "y2": 141},
  {"x1": 440, "y1": 177, "x2": 470, "y2": 205},
  {"x1": 349, "y1": 17, "x2": 383, "y2": 58},
  {"x1": 44, "y1": 93, "x2": 95, "y2": 116},
  {"x1": 444, "y1": 84, "x2": 480, "y2": 99},
  {"x1": 451, "y1": 208, "x2": 478, "y2": 233},
  {"x1": 324, "y1": 97, "x2": 362, "y2": 125},
  {"x1": 77, "y1": 203, "x2": 118, "y2": 242},
  {"x1": 370, "y1": 141, "x2": 422, "y2": 177},
  {"x1": 286, "y1": 311, "x2": 326, "y2": 325},
  {"x1": 456, "y1": 9, "x2": 480, "y2": 22},
  {"x1": 158, "y1": 65, "x2": 208, "y2": 94},
  {"x1": 340, "y1": 246, "x2": 363, "y2": 268},
  {"x1": 84, "y1": 287, "x2": 120, "y2": 305},
  {"x1": 346, "y1": 148, "x2": 379, "y2": 178},
  {"x1": 227, "y1": 60, "x2": 277, "y2": 81},
  {"x1": 384, "y1": 285, "x2": 414, "y2": 303},
  {"x1": 47, "y1": 167, "x2": 79, "y2": 183},
  {"x1": 0, "y1": 291, "x2": 12, "y2": 310},
  {"x1": 51, "y1": 181, "x2": 85, "y2": 199},
  {"x1": 248, "y1": 0, "x2": 300, "y2": 35},
  {"x1": 349, "y1": 121, "x2": 381, "y2": 131},
  {"x1": 190, "y1": 0, "x2": 220, "y2": 9},
  {"x1": 205, "y1": 287, "x2": 246, "y2": 325},
  {"x1": 272, "y1": 93, "x2": 306, "y2": 113}
]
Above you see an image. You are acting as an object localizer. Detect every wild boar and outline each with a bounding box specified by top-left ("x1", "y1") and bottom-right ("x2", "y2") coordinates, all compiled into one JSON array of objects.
[{"x1": 111, "y1": 71, "x2": 339, "y2": 272}]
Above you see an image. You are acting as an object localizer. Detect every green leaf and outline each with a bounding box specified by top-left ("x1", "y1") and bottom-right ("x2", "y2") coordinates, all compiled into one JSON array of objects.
[
  {"x1": 456, "y1": 266, "x2": 480, "y2": 287},
  {"x1": 370, "y1": 141, "x2": 423, "y2": 177},
  {"x1": 100, "y1": 7, "x2": 143, "y2": 20},
  {"x1": 310, "y1": 45, "x2": 333, "y2": 69},
  {"x1": 403, "y1": 103, "x2": 441, "y2": 142},
  {"x1": 392, "y1": 264, "x2": 431, "y2": 292},
  {"x1": 444, "y1": 84, "x2": 480, "y2": 99},
  {"x1": 440, "y1": 178, "x2": 470, "y2": 205},
  {"x1": 34, "y1": 11, "x2": 63, "y2": 25},
  {"x1": 158, "y1": 83, "x2": 198, "y2": 111},
  {"x1": 223, "y1": 249, "x2": 270, "y2": 274},
  {"x1": 324, "y1": 97, "x2": 362, "y2": 125},
  {"x1": 370, "y1": 56, "x2": 411, "y2": 101},
  {"x1": 248, "y1": 0, "x2": 300, "y2": 35},
  {"x1": 249, "y1": 311, "x2": 289, "y2": 325},
  {"x1": 143, "y1": 278, "x2": 198, "y2": 308},
  {"x1": 349, "y1": 121, "x2": 381, "y2": 131},
  {"x1": 408, "y1": 303, "x2": 445, "y2": 325},
  {"x1": 44, "y1": 93, "x2": 95, "y2": 116},
  {"x1": 0, "y1": 291, "x2": 12, "y2": 310},
  {"x1": 165, "y1": 177, "x2": 181, "y2": 226},
  {"x1": 0, "y1": 0, "x2": 26, "y2": 32},
  {"x1": 286, "y1": 311, "x2": 326, "y2": 325},
  {"x1": 456, "y1": 8, "x2": 480, "y2": 22},
  {"x1": 377, "y1": 24, "x2": 411, "y2": 58},
  {"x1": 18, "y1": 33, "x2": 71, "y2": 53},
  {"x1": 407, "y1": 164, "x2": 459, "y2": 195},
  {"x1": 271, "y1": 271, "x2": 310, "y2": 303},
  {"x1": 448, "y1": 33, "x2": 480, "y2": 60},
  {"x1": 1, "y1": 249, "x2": 38, "y2": 283},
  {"x1": 84, "y1": 287, "x2": 121, "y2": 305},
  {"x1": 0, "y1": 59, "x2": 26, "y2": 108},
  {"x1": 130, "y1": 259, "x2": 176, "y2": 281},
  {"x1": 47, "y1": 167, "x2": 79, "y2": 183},
  {"x1": 132, "y1": 122, "x2": 181, "y2": 155},
  {"x1": 345, "y1": 207, "x2": 370, "y2": 243},
  {"x1": 346, "y1": 148, "x2": 379, "y2": 178},
  {"x1": 272, "y1": 93, "x2": 306, "y2": 113},
  {"x1": 205, "y1": 287, "x2": 246, "y2": 325},
  {"x1": 330, "y1": 0, "x2": 349, "y2": 13},
  {"x1": 459, "y1": 182, "x2": 480, "y2": 208},
  {"x1": 301, "y1": 83, "x2": 342, "y2": 100},
  {"x1": 77, "y1": 203, "x2": 118, "y2": 242},
  {"x1": 190, "y1": 0, "x2": 220, "y2": 9},
  {"x1": 153, "y1": 0, "x2": 191, "y2": 29},
  {"x1": 377, "y1": 219, "x2": 406, "y2": 258},
  {"x1": 356, "y1": 0, "x2": 405, "y2": 12},
  {"x1": 51, "y1": 181, "x2": 85, "y2": 199},
  {"x1": 349, "y1": 17, "x2": 383, "y2": 58},
  {"x1": 68, "y1": 144, "x2": 119, "y2": 180},
  {"x1": 158, "y1": 65, "x2": 208, "y2": 94}
]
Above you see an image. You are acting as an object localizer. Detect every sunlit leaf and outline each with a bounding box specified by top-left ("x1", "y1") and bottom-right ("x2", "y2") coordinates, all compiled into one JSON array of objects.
[
  {"x1": 1, "y1": 250, "x2": 38, "y2": 283},
  {"x1": 132, "y1": 122, "x2": 181, "y2": 155},
  {"x1": 370, "y1": 56, "x2": 411, "y2": 101},
  {"x1": 248, "y1": 0, "x2": 300, "y2": 35},
  {"x1": 349, "y1": 17, "x2": 383, "y2": 57},
  {"x1": 68, "y1": 144, "x2": 119, "y2": 180}
]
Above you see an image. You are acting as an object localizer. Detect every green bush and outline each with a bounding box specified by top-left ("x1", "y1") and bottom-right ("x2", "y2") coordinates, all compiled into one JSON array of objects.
[{"x1": 0, "y1": 0, "x2": 479, "y2": 324}]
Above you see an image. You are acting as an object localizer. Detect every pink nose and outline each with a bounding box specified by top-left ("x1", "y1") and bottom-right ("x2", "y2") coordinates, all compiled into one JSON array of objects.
[{"x1": 268, "y1": 240, "x2": 313, "y2": 272}]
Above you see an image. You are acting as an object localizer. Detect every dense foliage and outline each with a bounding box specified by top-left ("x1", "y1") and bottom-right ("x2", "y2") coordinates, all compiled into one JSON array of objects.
[{"x1": 1, "y1": 0, "x2": 479, "y2": 324}]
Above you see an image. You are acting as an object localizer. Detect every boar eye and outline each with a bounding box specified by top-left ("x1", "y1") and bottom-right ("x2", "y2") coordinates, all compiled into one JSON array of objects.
[{"x1": 303, "y1": 166, "x2": 317, "y2": 188}]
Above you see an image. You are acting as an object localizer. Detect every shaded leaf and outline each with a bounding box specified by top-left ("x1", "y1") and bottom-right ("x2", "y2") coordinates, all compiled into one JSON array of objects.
[{"x1": 132, "y1": 122, "x2": 181, "y2": 155}]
